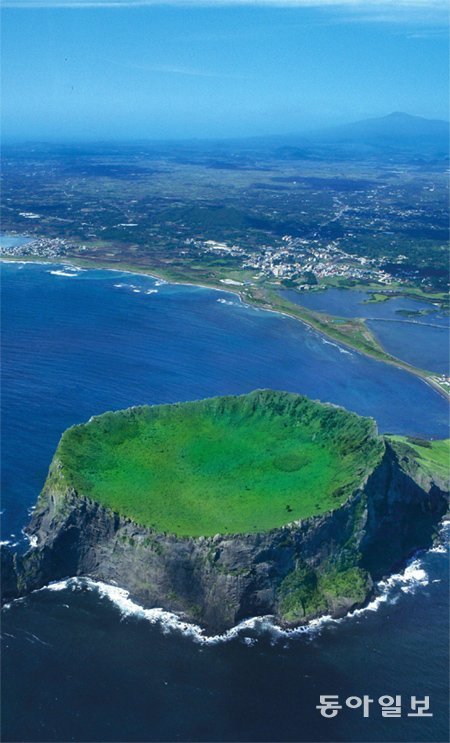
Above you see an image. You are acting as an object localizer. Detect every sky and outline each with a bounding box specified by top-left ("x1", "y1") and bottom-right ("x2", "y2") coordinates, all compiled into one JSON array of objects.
[{"x1": 1, "y1": 0, "x2": 448, "y2": 141}]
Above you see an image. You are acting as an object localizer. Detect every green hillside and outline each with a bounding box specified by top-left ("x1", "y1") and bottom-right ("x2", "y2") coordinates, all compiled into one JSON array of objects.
[{"x1": 387, "y1": 435, "x2": 449, "y2": 482}]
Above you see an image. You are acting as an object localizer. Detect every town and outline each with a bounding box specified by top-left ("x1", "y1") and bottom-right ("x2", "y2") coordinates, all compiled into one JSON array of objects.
[{"x1": 192, "y1": 235, "x2": 397, "y2": 286}]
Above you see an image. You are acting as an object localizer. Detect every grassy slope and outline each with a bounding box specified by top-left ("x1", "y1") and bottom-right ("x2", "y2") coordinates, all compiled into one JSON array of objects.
[
  {"x1": 52, "y1": 390, "x2": 383, "y2": 537},
  {"x1": 387, "y1": 435, "x2": 450, "y2": 482}
]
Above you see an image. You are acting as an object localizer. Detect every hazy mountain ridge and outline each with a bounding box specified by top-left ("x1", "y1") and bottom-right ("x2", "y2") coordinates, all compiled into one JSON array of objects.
[{"x1": 311, "y1": 112, "x2": 449, "y2": 148}]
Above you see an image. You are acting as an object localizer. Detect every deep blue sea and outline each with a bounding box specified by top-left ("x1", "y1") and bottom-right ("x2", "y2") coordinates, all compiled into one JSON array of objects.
[{"x1": 2, "y1": 261, "x2": 449, "y2": 742}]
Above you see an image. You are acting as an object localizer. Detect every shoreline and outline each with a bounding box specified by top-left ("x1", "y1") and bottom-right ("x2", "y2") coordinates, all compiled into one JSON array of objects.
[
  {"x1": 3, "y1": 522, "x2": 446, "y2": 641},
  {"x1": 2, "y1": 253, "x2": 448, "y2": 401}
]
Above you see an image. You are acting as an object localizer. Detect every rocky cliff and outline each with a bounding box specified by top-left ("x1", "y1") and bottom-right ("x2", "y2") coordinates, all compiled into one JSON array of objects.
[{"x1": 3, "y1": 438, "x2": 447, "y2": 632}]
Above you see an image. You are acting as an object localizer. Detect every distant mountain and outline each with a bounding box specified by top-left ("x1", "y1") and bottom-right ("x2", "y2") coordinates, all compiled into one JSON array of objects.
[{"x1": 310, "y1": 112, "x2": 449, "y2": 153}]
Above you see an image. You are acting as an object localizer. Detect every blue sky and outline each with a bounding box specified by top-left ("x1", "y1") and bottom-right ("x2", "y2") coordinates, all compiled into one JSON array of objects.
[{"x1": 1, "y1": 1, "x2": 448, "y2": 141}]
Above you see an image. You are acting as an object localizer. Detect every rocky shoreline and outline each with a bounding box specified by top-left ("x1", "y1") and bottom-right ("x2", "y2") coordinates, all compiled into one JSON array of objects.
[{"x1": 2, "y1": 438, "x2": 447, "y2": 632}]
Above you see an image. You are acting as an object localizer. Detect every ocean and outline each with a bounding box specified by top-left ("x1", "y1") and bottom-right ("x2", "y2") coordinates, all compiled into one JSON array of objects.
[{"x1": 1, "y1": 261, "x2": 449, "y2": 742}]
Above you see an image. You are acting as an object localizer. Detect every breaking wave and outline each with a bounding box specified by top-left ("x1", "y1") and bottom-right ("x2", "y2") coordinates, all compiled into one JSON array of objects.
[
  {"x1": 321, "y1": 338, "x2": 353, "y2": 356},
  {"x1": 48, "y1": 270, "x2": 81, "y2": 278},
  {"x1": 33, "y1": 526, "x2": 447, "y2": 646},
  {"x1": 113, "y1": 282, "x2": 158, "y2": 295}
]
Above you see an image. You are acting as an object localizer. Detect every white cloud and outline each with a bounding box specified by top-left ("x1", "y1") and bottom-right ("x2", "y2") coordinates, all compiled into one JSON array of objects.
[{"x1": 1, "y1": 0, "x2": 448, "y2": 9}]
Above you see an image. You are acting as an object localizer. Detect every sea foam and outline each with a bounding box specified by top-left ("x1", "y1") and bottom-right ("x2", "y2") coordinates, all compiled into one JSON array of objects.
[
  {"x1": 30, "y1": 537, "x2": 446, "y2": 647},
  {"x1": 49, "y1": 270, "x2": 80, "y2": 278},
  {"x1": 321, "y1": 338, "x2": 353, "y2": 356}
]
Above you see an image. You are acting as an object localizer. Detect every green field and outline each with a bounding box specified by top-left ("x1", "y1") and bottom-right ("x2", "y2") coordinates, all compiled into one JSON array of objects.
[
  {"x1": 363, "y1": 293, "x2": 391, "y2": 304},
  {"x1": 387, "y1": 436, "x2": 450, "y2": 482},
  {"x1": 52, "y1": 390, "x2": 384, "y2": 536}
]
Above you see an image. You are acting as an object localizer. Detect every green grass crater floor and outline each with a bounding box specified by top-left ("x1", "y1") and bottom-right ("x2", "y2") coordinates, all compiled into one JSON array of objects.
[{"x1": 55, "y1": 390, "x2": 384, "y2": 536}]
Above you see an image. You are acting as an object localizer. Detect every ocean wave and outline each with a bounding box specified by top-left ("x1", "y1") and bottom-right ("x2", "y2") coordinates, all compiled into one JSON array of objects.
[
  {"x1": 30, "y1": 543, "x2": 441, "y2": 646},
  {"x1": 42, "y1": 577, "x2": 266, "y2": 645},
  {"x1": 430, "y1": 544, "x2": 447, "y2": 554},
  {"x1": 114, "y1": 283, "x2": 146, "y2": 294},
  {"x1": 23, "y1": 631, "x2": 51, "y2": 647},
  {"x1": 429, "y1": 520, "x2": 449, "y2": 553},
  {"x1": 13, "y1": 520, "x2": 447, "y2": 643},
  {"x1": 0, "y1": 259, "x2": 40, "y2": 266},
  {"x1": 321, "y1": 338, "x2": 353, "y2": 356},
  {"x1": 40, "y1": 577, "x2": 316, "y2": 644},
  {"x1": 217, "y1": 298, "x2": 236, "y2": 306},
  {"x1": 48, "y1": 270, "x2": 80, "y2": 278},
  {"x1": 36, "y1": 575, "x2": 384, "y2": 643}
]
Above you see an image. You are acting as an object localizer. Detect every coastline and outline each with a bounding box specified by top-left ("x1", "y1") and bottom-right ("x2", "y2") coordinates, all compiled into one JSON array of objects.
[
  {"x1": 6, "y1": 416, "x2": 447, "y2": 631},
  {"x1": 1, "y1": 546, "x2": 434, "y2": 642},
  {"x1": 4, "y1": 501, "x2": 448, "y2": 641},
  {"x1": 2, "y1": 253, "x2": 448, "y2": 401}
]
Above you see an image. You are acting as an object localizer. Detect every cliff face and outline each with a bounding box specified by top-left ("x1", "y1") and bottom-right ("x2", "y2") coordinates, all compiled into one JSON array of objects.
[{"x1": 4, "y1": 440, "x2": 447, "y2": 632}]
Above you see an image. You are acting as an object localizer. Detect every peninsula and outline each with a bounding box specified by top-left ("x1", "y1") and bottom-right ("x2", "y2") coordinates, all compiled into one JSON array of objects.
[{"x1": 2, "y1": 390, "x2": 448, "y2": 631}]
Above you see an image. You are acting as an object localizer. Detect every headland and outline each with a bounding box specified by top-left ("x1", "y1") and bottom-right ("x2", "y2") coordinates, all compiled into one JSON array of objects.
[{"x1": 2, "y1": 390, "x2": 448, "y2": 631}]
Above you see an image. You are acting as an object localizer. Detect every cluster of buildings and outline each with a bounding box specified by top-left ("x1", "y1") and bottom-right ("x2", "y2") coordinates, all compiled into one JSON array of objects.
[
  {"x1": 185, "y1": 238, "x2": 246, "y2": 259},
  {"x1": 251, "y1": 236, "x2": 398, "y2": 284},
  {"x1": 2, "y1": 230, "x2": 402, "y2": 289},
  {"x1": 1, "y1": 236, "x2": 71, "y2": 259},
  {"x1": 192, "y1": 235, "x2": 397, "y2": 286},
  {"x1": 432, "y1": 374, "x2": 450, "y2": 394}
]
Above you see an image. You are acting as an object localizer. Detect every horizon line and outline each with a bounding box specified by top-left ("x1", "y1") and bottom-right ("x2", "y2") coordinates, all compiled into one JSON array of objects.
[
  {"x1": 2, "y1": 110, "x2": 449, "y2": 147},
  {"x1": 2, "y1": 0, "x2": 449, "y2": 9}
]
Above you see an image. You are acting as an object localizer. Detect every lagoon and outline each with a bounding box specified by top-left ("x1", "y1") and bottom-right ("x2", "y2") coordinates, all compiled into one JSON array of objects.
[{"x1": 281, "y1": 287, "x2": 449, "y2": 374}]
